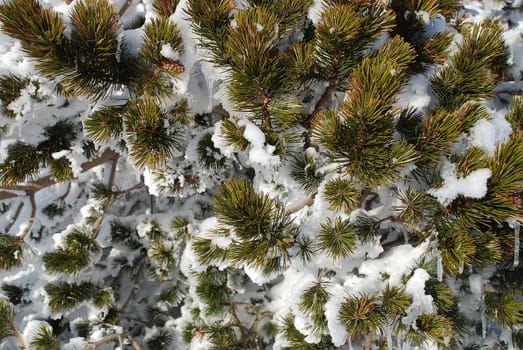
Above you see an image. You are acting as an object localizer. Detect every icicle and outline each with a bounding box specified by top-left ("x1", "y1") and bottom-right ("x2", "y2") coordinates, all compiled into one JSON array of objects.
[
  {"x1": 386, "y1": 326, "x2": 393, "y2": 350},
  {"x1": 437, "y1": 253, "x2": 443, "y2": 282},
  {"x1": 458, "y1": 260, "x2": 464, "y2": 274},
  {"x1": 348, "y1": 336, "x2": 353, "y2": 350}
]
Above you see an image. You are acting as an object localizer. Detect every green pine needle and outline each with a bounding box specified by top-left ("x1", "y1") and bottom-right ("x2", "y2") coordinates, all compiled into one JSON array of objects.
[
  {"x1": 338, "y1": 293, "x2": 383, "y2": 340},
  {"x1": 323, "y1": 177, "x2": 360, "y2": 213},
  {"x1": 0, "y1": 233, "x2": 25, "y2": 271},
  {"x1": 29, "y1": 324, "x2": 60, "y2": 350},
  {"x1": 318, "y1": 217, "x2": 357, "y2": 260}
]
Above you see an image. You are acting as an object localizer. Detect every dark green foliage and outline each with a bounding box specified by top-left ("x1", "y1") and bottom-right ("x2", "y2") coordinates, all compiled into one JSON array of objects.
[
  {"x1": 313, "y1": 2, "x2": 395, "y2": 88},
  {"x1": 0, "y1": 233, "x2": 24, "y2": 271},
  {"x1": 170, "y1": 216, "x2": 191, "y2": 239},
  {"x1": 0, "y1": 0, "x2": 142, "y2": 101},
  {"x1": 0, "y1": 142, "x2": 42, "y2": 185},
  {"x1": 506, "y1": 95, "x2": 523, "y2": 133},
  {"x1": 38, "y1": 120, "x2": 76, "y2": 158},
  {"x1": 278, "y1": 314, "x2": 334, "y2": 349},
  {"x1": 313, "y1": 53, "x2": 418, "y2": 188},
  {"x1": 351, "y1": 213, "x2": 382, "y2": 243},
  {"x1": 142, "y1": 17, "x2": 184, "y2": 66},
  {"x1": 437, "y1": 222, "x2": 476, "y2": 275},
  {"x1": 73, "y1": 319, "x2": 92, "y2": 338},
  {"x1": 0, "y1": 0, "x2": 66, "y2": 66},
  {"x1": 213, "y1": 177, "x2": 298, "y2": 273},
  {"x1": 290, "y1": 153, "x2": 324, "y2": 194},
  {"x1": 394, "y1": 189, "x2": 440, "y2": 226},
  {"x1": 195, "y1": 267, "x2": 231, "y2": 316},
  {"x1": 415, "y1": 103, "x2": 487, "y2": 164},
  {"x1": 485, "y1": 291, "x2": 523, "y2": 328},
  {"x1": 425, "y1": 279, "x2": 454, "y2": 313},
  {"x1": 405, "y1": 312, "x2": 454, "y2": 345},
  {"x1": 318, "y1": 217, "x2": 356, "y2": 260},
  {"x1": 153, "y1": 0, "x2": 180, "y2": 17},
  {"x1": 148, "y1": 240, "x2": 178, "y2": 280},
  {"x1": 186, "y1": 0, "x2": 236, "y2": 64},
  {"x1": 0, "y1": 74, "x2": 29, "y2": 118},
  {"x1": 298, "y1": 280, "x2": 330, "y2": 336},
  {"x1": 1, "y1": 284, "x2": 24, "y2": 305},
  {"x1": 430, "y1": 22, "x2": 509, "y2": 109},
  {"x1": 0, "y1": 298, "x2": 15, "y2": 342},
  {"x1": 338, "y1": 293, "x2": 383, "y2": 340},
  {"x1": 45, "y1": 281, "x2": 108, "y2": 312},
  {"x1": 124, "y1": 96, "x2": 182, "y2": 168},
  {"x1": 84, "y1": 105, "x2": 125, "y2": 143},
  {"x1": 225, "y1": 7, "x2": 301, "y2": 131},
  {"x1": 146, "y1": 328, "x2": 175, "y2": 350},
  {"x1": 455, "y1": 146, "x2": 488, "y2": 177},
  {"x1": 140, "y1": 17, "x2": 184, "y2": 98},
  {"x1": 379, "y1": 285, "x2": 411, "y2": 321},
  {"x1": 43, "y1": 227, "x2": 99, "y2": 275},
  {"x1": 390, "y1": 0, "x2": 454, "y2": 70},
  {"x1": 29, "y1": 323, "x2": 60, "y2": 350},
  {"x1": 64, "y1": 0, "x2": 140, "y2": 100},
  {"x1": 323, "y1": 177, "x2": 360, "y2": 213},
  {"x1": 197, "y1": 132, "x2": 226, "y2": 170},
  {"x1": 220, "y1": 117, "x2": 250, "y2": 151},
  {"x1": 193, "y1": 233, "x2": 229, "y2": 266}
]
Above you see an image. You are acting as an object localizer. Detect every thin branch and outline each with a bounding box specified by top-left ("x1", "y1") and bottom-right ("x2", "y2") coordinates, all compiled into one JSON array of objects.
[
  {"x1": 12, "y1": 326, "x2": 26, "y2": 350},
  {"x1": 19, "y1": 193, "x2": 36, "y2": 240},
  {"x1": 112, "y1": 181, "x2": 145, "y2": 195},
  {"x1": 87, "y1": 333, "x2": 142, "y2": 350},
  {"x1": 118, "y1": 0, "x2": 134, "y2": 17},
  {"x1": 58, "y1": 181, "x2": 72, "y2": 201},
  {"x1": 5, "y1": 201, "x2": 24, "y2": 233},
  {"x1": 92, "y1": 153, "x2": 120, "y2": 238},
  {"x1": 286, "y1": 195, "x2": 315, "y2": 215},
  {"x1": 0, "y1": 149, "x2": 120, "y2": 201}
]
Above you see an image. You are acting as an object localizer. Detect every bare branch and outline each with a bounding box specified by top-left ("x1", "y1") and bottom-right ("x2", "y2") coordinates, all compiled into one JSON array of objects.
[
  {"x1": 19, "y1": 193, "x2": 37, "y2": 240},
  {"x1": 286, "y1": 196, "x2": 315, "y2": 215},
  {"x1": 4, "y1": 201, "x2": 24, "y2": 233},
  {"x1": 0, "y1": 149, "x2": 120, "y2": 201}
]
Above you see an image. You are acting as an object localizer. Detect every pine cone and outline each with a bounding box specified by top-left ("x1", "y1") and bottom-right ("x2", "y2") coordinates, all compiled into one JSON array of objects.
[{"x1": 162, "y1": 59, "x2": 185, "y2": 74}]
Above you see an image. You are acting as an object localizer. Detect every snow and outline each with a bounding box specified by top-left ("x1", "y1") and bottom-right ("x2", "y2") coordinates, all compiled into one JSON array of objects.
[
  {"x1": 428, "y1": 164, "x2": 492, "y2": 205},
  {"x1": 403, "y1": 269, "x2": 434, "y2": 326},
  {"x1": 160, "y1": 43, "x2": 180, "y2": 61},
  {"x1": 0, "y1": 0, "x2": 521, "y2": 349}
]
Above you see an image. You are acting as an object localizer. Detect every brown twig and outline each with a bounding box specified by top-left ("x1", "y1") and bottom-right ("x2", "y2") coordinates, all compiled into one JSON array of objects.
[
  {"x1": 286, "y1": 195, "x2": 315, "y2": 215},
  {"x1": 86, "y1": 333, "x2": 142, "y2": 350},
  {"x1": 5, "y1": 201, "x2": 24, "y2": 233},
  {"x1": 118, "y1": 0, "x2": 134, "y2": 17},
  {"x1": 19, "y1": 193, "x2": 36, "y2": 240},
  {"x1": 12, "y1": 326, "x2": 26, "y2": 350},
  {"x1": 112, "y1": 181, "x2": 145, "y2": 195},
  {"x1": 0, "y1": 149, "x2": 120, "y2": 201},
  {"x1": 304, "y1": 83, "x2": 336, "y2": 148}
]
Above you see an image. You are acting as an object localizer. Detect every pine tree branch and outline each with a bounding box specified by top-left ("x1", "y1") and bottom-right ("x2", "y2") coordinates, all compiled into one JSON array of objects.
[
  {"x1": 286, "y1": 195, "x2": 315, "y2": 215},
  {"x1": 92, "y1": 152, "x2": 120, "y2": 239},
  {"x1": 12, "y1": 325, "x2": 26, "y2": 350},
  {"x1": 304, "y1": 83, "x2": 335, "y2": 148},
  {"x1": 87, "y1": 333, "x2": 142, "y2": 350},
  {"x1": 112, "y1": 181, "x2": 145, "y2": 195},
  {"x1": 4, "y1": 200, "x2": 24, "y2": 233},
  {"x1": 19, "y1": 193, "x2": 36, "y2": 240},
  {"x1": 0, "y1": 149, "x2": 120, "y2": 201},
  {"x1": 118, "y1": 0, "x2": 134, "y2": 17}
]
